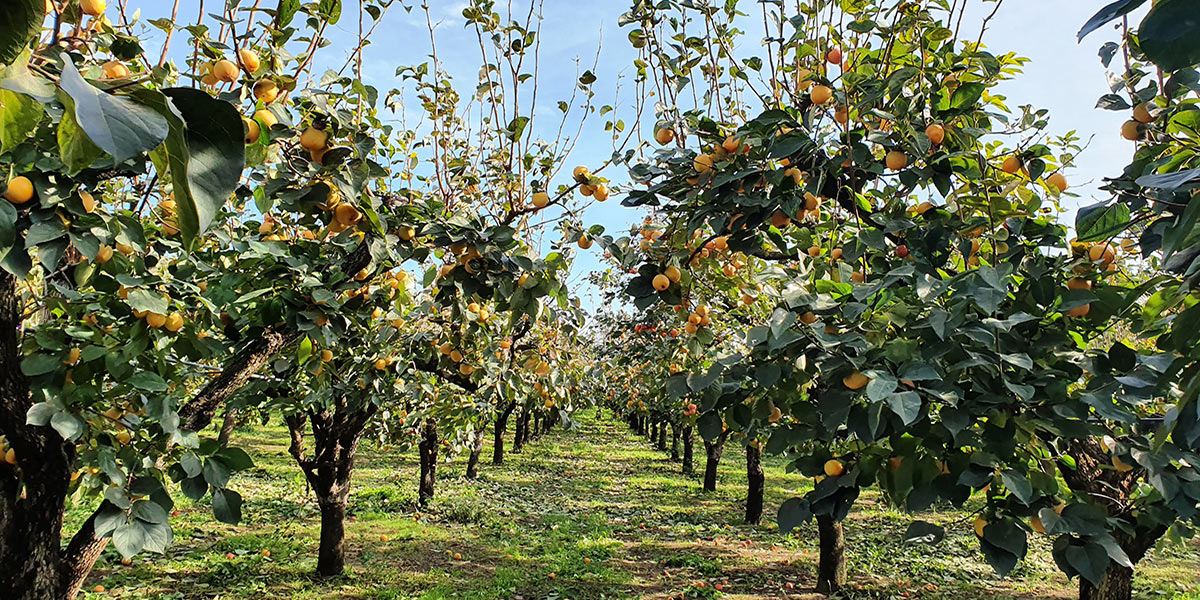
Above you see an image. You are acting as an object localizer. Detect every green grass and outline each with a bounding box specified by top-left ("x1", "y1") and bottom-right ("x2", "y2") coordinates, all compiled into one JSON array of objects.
[{"x1": 70, "y1": 409, "x2": 1200, "y2": 599}]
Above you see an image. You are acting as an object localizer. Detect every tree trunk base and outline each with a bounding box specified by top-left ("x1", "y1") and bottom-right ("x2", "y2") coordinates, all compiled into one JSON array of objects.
[
  {"x1": 816, "y1": 515, "x2": 846, "y2": 594},
  {"x1": 1080, "y1": 564, "x2": 1134, "y2": 600},
  {"x1": 745, "y1": 443, "x2": 764, "y2": 525}
]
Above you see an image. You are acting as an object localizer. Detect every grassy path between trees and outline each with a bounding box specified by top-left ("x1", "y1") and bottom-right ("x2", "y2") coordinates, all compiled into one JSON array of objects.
[{"x1": 72, "y1": 409, "x2": 1199, "y2": 600}]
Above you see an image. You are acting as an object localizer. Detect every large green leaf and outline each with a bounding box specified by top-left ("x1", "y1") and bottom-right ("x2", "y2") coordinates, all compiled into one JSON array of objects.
[
  {"x1": 1139, "y1": 0, "x2": 1200, "y2": 72},
  {"x1": 57, "y1": 104, "x2": 103, "y2": 176},
  {"x1": 212, "y1": 488, "x2": 243, "y2": 524},
  {"x1": 1077, "y1": 0, "x2": 1147, "y2": 41},
  {"x1": 0, "y1": 0, "x2": 42, "y2": 66},
  {"x1": 133, "y1": 88, "x2": 245, "y2": 247},
  {"x1": 0, "y1": 88, "x2": 42, "y2": 153},
  {"x1": 1076, "y1": 202, "x2": 1131, "y2": 243},
  {"x1": 58, "y1": 59, "x2": 168, "y2": 164}
]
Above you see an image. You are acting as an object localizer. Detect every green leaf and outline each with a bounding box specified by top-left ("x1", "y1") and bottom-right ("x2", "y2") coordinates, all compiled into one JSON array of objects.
[
  {"x1": 888, "y1": 391, "x2": 922, "y2": 425},
  {"x1": 215, "y1": 447, "x2": 254, "y2": 471},
  {"x1": 0, "y1": 0, "x2": 42, "y2": 66},
  {"x1": 57, "y1": 104, "x2": 104, "y2": 176},
  {"x1": 980, "y1": 519, "x2": 1027, "y2": 577},
  {"x1": 113, "y1": 522, "x2": 148, "y2": 559},
  {"x1": 125, "y1": 289, "x2": 169, "y2": 315},
  {"x1": 777, "y1": 497, "x2": 812, "y2": 533},
  {"x1": 0, "y1": 58, "x2": 54, "y2": 102},
  {"x1": 949, "y1": 83, "x2": 986, "y2": 110},
  {"x1": 1138, "y1": 0, "x2": 1200, "y2": 72},
  {"x1": 203, "y1": 458, "x2": 231, "y2": 488},
  {"x1": 505, "y1": 116, "x2": 530, "y2": 142},
  {"x1": 318, "y1": 0, "x2": 342, "y2": 24},
  {"x1": 50, "y1": 410, "x2": 85, "y2": 441},
  {"x1": 131, "y1": 499, "x2": 169, "y2": 524},
  {"x1": 135, "y1": 88, "x2": 245, "y2": 247},
  {"x1": 127, "y1": 371, "x2": 168, "y2": 392},
  {"x1": 277, "y1": 0, "x2": 300, "y2": 26},
  {"x1": 0, "y1": 88, "x2": 42, "y2": 153},
  {"x1": 1078, "y1": 0, "x2": 1147, "y2": 41},
  {"x1": 1134, "y1": 168, "x2": 1200, "y2": 190},
  {"x1": 212, "y1": 488, "x2": 243, "y2": 524},
  {"x1": 1075, "y1": 202, "x2": 1131, "y2": 242},
  {"x1": 1000, "y1": 470, "x2": 1034, "y2": 504},
  {"x1": 57, "y1": 59, "x2": 168, "y2": 164},
  {"x1": 697, "y1": 412, "x2": 723, "y2": 442},
  {"x1": 20, "y1": 353, "x2": 60, "y2": 376},
  {"x1": 25, "y1": 401, "x2": 55, "y2": 426}
]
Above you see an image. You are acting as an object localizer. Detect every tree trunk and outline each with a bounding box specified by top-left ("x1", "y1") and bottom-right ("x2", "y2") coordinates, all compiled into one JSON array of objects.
[
  {"x1": 513, "y1": 409, "x2": 527, "y2": 453},
  {"x1": 0, "y1": 243, "x2": 374, "y2": 597},
  {"x1": 61, "y1": 507, "x2": 112, "y2": 600},
  {"x1": 317, "y1": 492, "x2": 349, "y2": 577},
  {"x1": 702, "y1": 431, "x2": 729, "y2": 492},
  {"x1": 533, "y1": 413, "x2": 541, "y2": 439},
  {"x1": 0, "y1": 271, "x2": 76, "y2": 600},
  {"x1": 1080, "y1": 565, "x2": 1133, "y2": 600},
  {"x1": 217, "y1": 407, "x2": 238, "y2": 448},
  {"x1": 418, "y1": 418, "x2": 438, "y2": 507},
  {"x1": 816, "y1": 515, "x2": 847, "y2": 594},
  {"x1": 492, "y1": 402, "x2": 514, "y2": 465},
  {"x1": 657, "y1": 421, "x2": 668, "y2": 451},
  {"x1": 745, "y1": 443, "x2": 764, "y2": 525},
  {"x1": 682, "y1": 426, "x2": 695, "y2": 476},
  {"x1": 285, "y1": 403, "x2": 374, "y2": 578},
  {"x1": 465, "y1": 427, "x2": 485, "y2": 479},
  {"x1": 671, "y1": 424, "x2": 681, "y2": 462}
]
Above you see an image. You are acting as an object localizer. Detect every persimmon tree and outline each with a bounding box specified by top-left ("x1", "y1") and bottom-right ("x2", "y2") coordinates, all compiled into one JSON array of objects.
[
  {"x1": 0, "y1": 0, "x2": 416, "y2": 597},
  {"x1": 609, "y1": 1, "x2": 1199, "y2": 599}
]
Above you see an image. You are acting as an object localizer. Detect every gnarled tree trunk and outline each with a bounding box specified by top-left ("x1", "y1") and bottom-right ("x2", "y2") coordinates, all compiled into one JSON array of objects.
[
  {"x1": 418, "y1": 418, "x2": 438, "y2": 507},
  {"x1": 702, "y1": 430, "x2": 729, "y2": 492},
  {"x1": 745, "y1": 443, "x2": 764, "y2": 524},
  {"x1": 1062, "y1": 438, "x2": 1168, "y2": 600},
  {"x1": 285, "y1": 402, "x2": 376, "y2": 578},
  {"x1": 816, "y1": 514, "x2": 846, "y2": 593},
  {"x1": 657, "y1": 421, "x2": 668, "y2": 451}
]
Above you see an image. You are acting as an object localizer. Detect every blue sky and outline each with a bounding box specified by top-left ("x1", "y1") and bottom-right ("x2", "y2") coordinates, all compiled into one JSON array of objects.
[{"x1": 109, "y1": 0, "x2": 1140, "y2": 307}]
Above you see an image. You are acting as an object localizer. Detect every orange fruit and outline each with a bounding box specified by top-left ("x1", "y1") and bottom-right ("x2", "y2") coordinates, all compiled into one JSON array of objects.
[
  {"x1": 1120, "y1": 120, "x2": 1141, "y2": 141},
  {"x1": 4, "y1": 176, "x2": 34, "y2": 204},
  {"x1": 237, "y1": 48, "x2": 260, "y2": 73},
  {"x1": 1047, "y1": 172, "x2": 1068, "y2": 192},
  {"x1": 212, "y1": 59, "x2": 239, "y2": 83},
  {"x1": 300, "y1": 127, "x2": 328, "y2": 151},
  {"x1": 823, "y1": 459, "x2": 845, "y2": 477},
  {"x1": 842, "y1": 371, "x2": 869, "y2": 390},
  {"x1": 1001, "y1": 156, "x2": 1021, "y2": 174},
  {"x1": 810, "y1": 85, "x2": 833, "y2": 105},
  {"x1": 925, "y1": 123, "x2": 945, "y2": 145},
  {"x1": 254, "y1": 80, "x2": 279, "y2": 104},
  {"x1": 101, "y1": 61, "x2": 129, "y2": 79}
]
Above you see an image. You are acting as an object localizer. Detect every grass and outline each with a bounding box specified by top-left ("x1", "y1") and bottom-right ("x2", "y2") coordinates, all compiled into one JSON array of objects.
[{"x1": 70, "y1": 409, "x2": 1199, "y2": 599}]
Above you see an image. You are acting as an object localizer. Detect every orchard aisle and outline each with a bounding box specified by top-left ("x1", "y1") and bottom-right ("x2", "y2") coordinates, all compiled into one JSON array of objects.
[{"x1": 74, "y1": 410, "x2": 1199, "y2": 600}]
